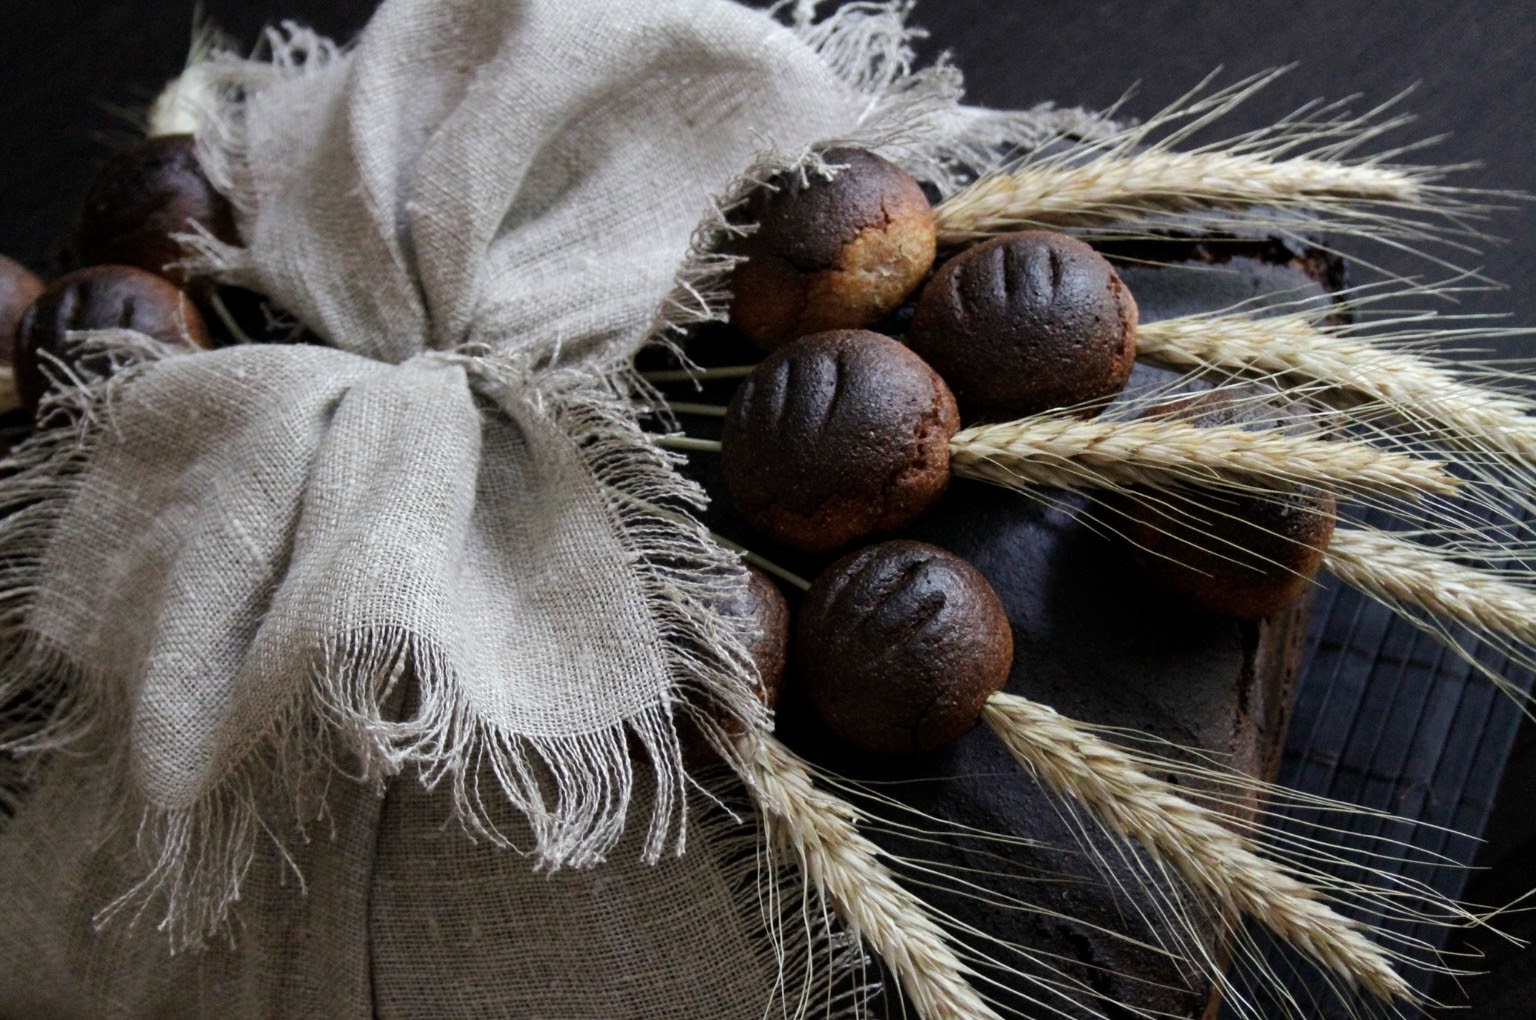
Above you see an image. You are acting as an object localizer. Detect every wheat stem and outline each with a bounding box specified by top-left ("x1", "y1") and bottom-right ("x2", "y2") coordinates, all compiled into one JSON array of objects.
[
  {"x1": 0, "y1": 366, "x2": 19, "y2": 417},
  {"x1": 1326, "y1": 527, "x2": 1536, "y2": 646},
  {"x1": 950, "y1": 416, "x2": 1454, "y2": 499},
  {"x1": 653, "y1": 434, "x2": 722, "y2": 454},
  {"x1": 738, "y1": 730, "x2": 1001, "y2": 1020},
  {"x1": 934, "y1": 152, "x2": 1423, "y2": 245},
  {"x1": 1137, "y1": 313, "x2": 1536, "y2": 463},
  {"x1": 205, "y1": 290, "x2": 256, "y2": 347},
  {"x1": 983, "y1": 692, "x2": 1412, "y2": 1002},
  {"x1": 665, "y1": 402, "x2": 729, "y2": 418},
  {"x1": 708, "y1": 534, "x2": 810, "y2": 592},
  {"x1": 642, "y1": 365, "x2": 756, "y2": 384}
]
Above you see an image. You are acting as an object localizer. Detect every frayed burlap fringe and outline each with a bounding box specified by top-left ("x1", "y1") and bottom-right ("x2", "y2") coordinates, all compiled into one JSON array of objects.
[{"x1": 0, "y1": 341, "x2": 785, "y2": 949}]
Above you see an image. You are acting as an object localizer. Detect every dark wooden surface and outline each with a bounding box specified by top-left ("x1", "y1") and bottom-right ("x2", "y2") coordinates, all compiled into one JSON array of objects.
[{"x1": 1, "y1": 1, "x2": 1532, "y2": 1016}]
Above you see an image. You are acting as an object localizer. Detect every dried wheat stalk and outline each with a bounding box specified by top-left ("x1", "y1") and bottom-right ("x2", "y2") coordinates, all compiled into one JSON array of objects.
[
  {"x1": 1138, "y1": 313, "x2": 1536, "y2": 462},
  {"x1": 0, "y1": 366, "x2": 18, "y2": 417},
  {"x1": 934, "y1": 151, "x2": 1424, "y2": 245},
  {"x1": 982, "y1": 693, "x2": 1412, "y2": 1002},
  {"x1": 950, "y1": 416, "x2": 1455, "y2": 499},
  {"x1": 738, "y1": 730, "x2": 1002, "y2": 1020},
  {"x1": 1326, "y1": 527, "x2": 1536, "y2": 646}
]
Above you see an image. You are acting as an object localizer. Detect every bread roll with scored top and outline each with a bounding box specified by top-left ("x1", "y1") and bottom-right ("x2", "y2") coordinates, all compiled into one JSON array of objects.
[{"x1": 673, "y1": 230, "x2": 1338, "y2": 1018}]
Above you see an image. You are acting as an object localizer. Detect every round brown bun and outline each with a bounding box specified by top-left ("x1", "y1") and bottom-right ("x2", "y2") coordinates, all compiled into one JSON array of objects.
[
  {"x1": 1114, "y1": 390, "x2": 1337, "y2": 620},
  {"x1": 730, "y1": 147, "x2": 936, "y2": 350},
  {"x1": 0, "y1": 255, "x2": 45, "y2": 366},
  {"x1": 797, "y1": 540, "x2": 1013, "y2": 755},
  {"x1": 682, "y1": 566, "x2": 792, "y2": 759},
  {"x1": 76, "y1": 134, "x2": 238, "y2": 286},
  {"x1": 721, "y1": 329, "x2": 959, "y2": 554},
  {"x1": 15, "y1": 265, "x2": 212, "y2": 412},
  {"x1": 717, "y1": 565, "x2": 791, "y2": 717},
  {"x1": 908, "y1": 230, "x2": 1137, "y2": 420}
]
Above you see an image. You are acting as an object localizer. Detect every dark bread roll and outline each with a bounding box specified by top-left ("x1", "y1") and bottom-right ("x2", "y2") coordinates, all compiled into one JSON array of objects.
[
  {"x1": 76, "y1": 134, "x2": 238, "y2": 286},
  {"x1": 682, "y1": 566, "x2": 791, "y2": 760},
  {"x1": 909, "y1": 230, "x2": 1137, "y2": 420},
  {"x1": 0, "y1": 256, "x2": 45, "y2": 366},
  {"x1": 730, "y1": 148, "x2": 936, "y2": 350},
  {"x1": 1114, "y1": 390, "x2": 1337, "y2": 620},
  {"x1": 721, "y1": 329, "x2": 959, "y2": 553},
  {"x1": 797, "y1": 540, "x2": 1013, "y2": 755},
  {"x1": 718, "y1": 565, "x2": 791, "y2": 716},
  {"x1": 15, "y1": 265, "x2": 212, "y2": 412},
  {"x1": 667, "y1": 217, "x2": 1337, "y2": 1019},
  {"x1": 767, "y1": 247, "x2": 1335, "y2": 1020}
]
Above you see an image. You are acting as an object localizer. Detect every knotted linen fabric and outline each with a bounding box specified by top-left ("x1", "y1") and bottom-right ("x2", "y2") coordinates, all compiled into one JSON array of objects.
[{"x1": 0, "y1": 0, "x2": 1101, "y2": 1014}]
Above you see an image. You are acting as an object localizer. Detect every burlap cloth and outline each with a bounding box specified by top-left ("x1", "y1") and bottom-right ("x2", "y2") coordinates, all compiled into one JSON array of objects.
[{"x1": 0, "y1": 1, "x2": 1112, "y2": 1015}]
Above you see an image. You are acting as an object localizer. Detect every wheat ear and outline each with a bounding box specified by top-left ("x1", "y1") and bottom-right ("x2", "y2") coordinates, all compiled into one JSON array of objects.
[
  {"x1": 950, "y1": 416, "x2": 1454, "y2": 499},
  {"x1": 982, "y1": 693, "x2": 1412, "y2": 1002},
  {"x1": 929, "y1": 67, "x2": 1492, "y2": 260},
  {"x1": 737, "y1": 730, "x2": 1002, "y2": 1020},
  {"x1": 934, "y1": 151, "x2": 1423, "y2": 245},
  {"x1": 1326, "y1": 527, "x2": 1536, "y2": 648},
  {"x1": 1138, "y1": 313, "x2": 1536, "y2": 463}
]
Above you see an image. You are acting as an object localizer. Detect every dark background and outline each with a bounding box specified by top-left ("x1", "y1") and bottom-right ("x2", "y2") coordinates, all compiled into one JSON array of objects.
[{"x1": 1, "y1": 1, "x2": 1532, "y2": 1015}]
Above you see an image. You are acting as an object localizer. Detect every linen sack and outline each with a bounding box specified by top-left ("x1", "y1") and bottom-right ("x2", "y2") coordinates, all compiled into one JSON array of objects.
[{"x1": 0, "y1": 0, "x2": 1104, "y2": 1014}]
